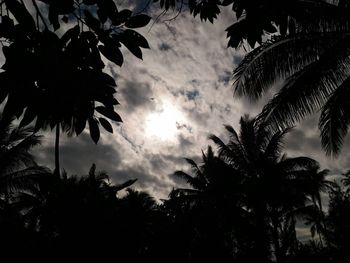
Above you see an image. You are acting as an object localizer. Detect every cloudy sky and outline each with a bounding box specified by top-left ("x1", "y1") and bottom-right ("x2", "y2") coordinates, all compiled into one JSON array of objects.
[{"x1": 33, "y1": 1, "x2": 350, "y2": 207}]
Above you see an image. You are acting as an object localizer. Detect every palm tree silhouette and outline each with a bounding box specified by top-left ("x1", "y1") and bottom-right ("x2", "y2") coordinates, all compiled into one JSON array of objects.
[
  {"x1": 172, "y1": 145, "x2": 248, "y2": 262},
  {"x1": 233, "y1": 1, "x2": 350, "y2": 156},
  {"x1": 300, "y1": 165, "x2": 334, "y2": 246},
  {"x1": 210, "y1": 115, "x2": 333, "y2": 262},
  {"x1": 0, "y1": 115, "x2": 48, "y2": 194},
  {"x1": 0, "y1": 114, "x2": 49, "y2": 258},
  {"x1": 20, "y1": 164, "x2": 137, "y2": 255},
  {"x1": 174, "y1": 115, "x2": 329, "y2": 262},
  {"x1": 322, "y1": 181, "x2": 350, "y2": 260}
]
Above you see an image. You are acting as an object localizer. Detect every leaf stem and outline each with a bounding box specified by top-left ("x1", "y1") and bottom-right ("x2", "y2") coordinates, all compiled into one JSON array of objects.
[{"x1": 31, "y1": 0, "x2": 48, "y2": 30}]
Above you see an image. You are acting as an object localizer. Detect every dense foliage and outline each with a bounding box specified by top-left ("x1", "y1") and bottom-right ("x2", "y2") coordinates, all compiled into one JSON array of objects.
[
  {"x1": 1, "y1": 1, "x2": 350, "y2": 262},
  {"x1": 0, "y1": 117, "x2": 347, "y2": 262},
  {"x1": 0, "y1": 0, "x2": 151, "y2": 142}
]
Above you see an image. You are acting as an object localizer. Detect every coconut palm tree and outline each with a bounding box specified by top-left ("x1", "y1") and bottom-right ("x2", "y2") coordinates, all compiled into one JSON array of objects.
[
  {"x1": 19, "y1": 163, "x2": 138, "y2": 255},
  {"x1": 232, "y1": 0, "x2": 350, "y2": 156},
  {"x1": 300, "y1": 165, "x2": 334, "y2": 245},
  {"x1": 0, "y1": 114, "x2": 49, "y2": 258},
  {"x1": 207, "y1": 115, "x2": 328, "y2": 263},
  {"x1": 0, "y1": 115, "x2": 49, "y2": 194},
  {"x1": 322, "y1": 181, "x2": 350, "y2": 259},
  {"x1": 172, "y1": 146, "x2": 251, "y2": 262}
]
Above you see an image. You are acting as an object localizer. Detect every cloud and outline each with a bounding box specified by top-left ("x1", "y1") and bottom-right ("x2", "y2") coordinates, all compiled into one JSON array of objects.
[
  {"x1": 32, "y1": 6, "x2": 263, "y2": 199},
  {"x1": 118, "y1": 80, "x2": 155, "y2": 113},
  {"x1": 33, "y1": 2, "x2": 350, "y2": 206}
]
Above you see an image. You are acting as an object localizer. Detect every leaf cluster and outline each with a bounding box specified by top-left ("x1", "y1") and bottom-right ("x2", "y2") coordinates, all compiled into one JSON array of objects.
[{"x1": 0, "y1": 0, "x2": 152, "y2": 143}]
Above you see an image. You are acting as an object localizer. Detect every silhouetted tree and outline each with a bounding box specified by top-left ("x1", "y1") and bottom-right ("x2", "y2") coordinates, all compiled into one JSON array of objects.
[
  {"x1": 172, "y1": 115, "x2": 330, "y2": 262},
  {"x1": 0, "y1": 114, "x2": 49, "y2": 258},
  {"x1": 209, "y1": 115, "x2": 330, "y2": 262},
  {"x1": 0, "y1": 0, "x2": 151, "y2": 174},
  {"x1": 19, "y1": 164, "x2": 137, "y2": 256},
  {"x1": 172, "y1": 145, "x2": 247, "y2": 262},
  {"x1": 151, "y1": 0, "x2": 340, "y2": 48},
  {"x1": 322, "y1": 181, "x2": 350, "y2": 261},
  {"x1": 230, "y1": 1, "x2": 350, "y2": 156},
  {"x1": 152, "y1": 1, "x2": 350, "y2": 156},
  {"x1": 303, "y1": 165, "x2": 334, "y2": 244},
  {"x1": 0, "y1": 115, "x2": 48, "y2": 194}
]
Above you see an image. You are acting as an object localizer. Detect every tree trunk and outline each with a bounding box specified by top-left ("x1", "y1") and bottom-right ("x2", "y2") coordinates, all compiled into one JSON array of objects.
[
  {"x1": 54, "y1": 123, "x2": 60, "y2": 176},
  {"x1": 271, "y1": 212, "x2": 284, "y2": 263},
  {"x1": 254, "y1": 204, "x2": 271, "y2": 263}
]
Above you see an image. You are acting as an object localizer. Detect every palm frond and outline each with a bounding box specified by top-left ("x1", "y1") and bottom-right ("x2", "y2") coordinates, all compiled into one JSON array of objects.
[
  {"x1": 263, "y1": 127, "x2": 293, "y2": 161},
  {"x1": 291, "y1": 1, "x2": 350, "y2": 33},
  {"x1": 233, "y1": 33, "x2": 334, "y2": 100},
  {"x1": 278, "y1": 157, "x2": 318, "y2": 173},
  {"x1": 319, "y1": 76, "x2": 350, "y2": 155},
  {"x1": 209, "y1": 134, "x2": 248, "y2": 170},
  {"x1": 184, "y1": 158, "x2": 200, "y2": 173},
  {"x1": 170, "y1": 188, "x2": 200, "y2": 198},
  {"x1": 224, "y1": 124, "x2": 240, "y2": 145},
  {"x1": 173, "y1": 171, "x2": 202, "y2": 190},
  {"x1": 239, "y1": 116, "x2": 257, "y2": 161},
  {"x1": 111, "y1": 179, "x2": 137, "y2": 192},
  {"x1": 260, "y1": 35, "x2": 350, "y2": 131},
  {"x1": 341, "y1": 170, "x2": 350, "y2": 187},
  {"x1": 0, "y1": 166, "x2": 50, "y2": 193},
  {"x1": 0, "y1": 151, "x2": 37, "y2": 176},
  {"x1": 209, "y1": 134, "x2": 233, "y2": 158}
]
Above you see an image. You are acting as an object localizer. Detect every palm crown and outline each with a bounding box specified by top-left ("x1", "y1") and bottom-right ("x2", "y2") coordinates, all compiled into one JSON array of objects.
[
  {"x1": 173, "y1": 115, "x2": 331, "y2": 262},
  {"x1": 233, "y1": 0, "x2": 350, "y2": 156},
  {"x1": 0, "y1": 115, "x2": 48, "y2": 194}
]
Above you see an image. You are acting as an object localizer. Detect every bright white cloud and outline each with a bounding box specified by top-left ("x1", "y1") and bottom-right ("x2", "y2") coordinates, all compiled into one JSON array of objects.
[{"x1": 34, "y1": 3, "x2": 350, "y2": 203}]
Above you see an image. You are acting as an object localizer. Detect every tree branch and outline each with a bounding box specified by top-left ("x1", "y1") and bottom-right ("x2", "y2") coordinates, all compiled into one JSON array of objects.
[{"x1": 31, "y1": 0, "x2": 48, "y2": 30}]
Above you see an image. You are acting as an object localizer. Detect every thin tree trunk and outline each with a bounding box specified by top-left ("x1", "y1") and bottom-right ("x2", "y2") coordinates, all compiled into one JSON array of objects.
[
  {"x1": 317, "y1": 194, "x2": 326, "y2": 246},
  {"x1": 254, "y1": 204, "x2": 271, "y2": 263},
  {"x1": 54, "y1": 123, "x2": 60, "y2": 176},
  {"x1": 271, "y1": 212, "x2": 285, "y2": 263}
]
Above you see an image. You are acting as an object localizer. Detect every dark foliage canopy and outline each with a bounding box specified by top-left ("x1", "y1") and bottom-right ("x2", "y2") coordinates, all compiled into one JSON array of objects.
[{"x1": 0, "y1": 0, "x2": 151, "y2": 143}]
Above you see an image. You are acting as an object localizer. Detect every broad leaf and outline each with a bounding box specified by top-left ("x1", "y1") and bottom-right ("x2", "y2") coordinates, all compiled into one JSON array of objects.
[
  {"x1": 99, "y1": 44, "x2": 124, "y2": 66},
  {"x1": 88, "y1": 118, "x2": 100, "y2": 144},
  {"x1": 99, "y1": 117, "x2": 113, "y2": 133},
  {"x1": 125, "y1": 14, "x2": 151, "y2": 28},
  {"x1": 113, "y1": 9, "x2": 132, "y2": 25},
  {"x1": 4, "y1": 0, "x2": 36, "y2": 31},
  {"x1": 84, "y1": 10, "x2": 101, "y2": 32},
  {"x1": 123, "y1": 30, "x2": 150, "y2": 49},
  {"x1": 95, "y1": 106, "x2": 122, "y2": 122}
]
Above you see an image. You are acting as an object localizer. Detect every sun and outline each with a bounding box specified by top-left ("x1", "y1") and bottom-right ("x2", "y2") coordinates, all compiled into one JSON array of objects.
[{"x1": 145, "y1": 102, "x2": 184, "y2": 141}]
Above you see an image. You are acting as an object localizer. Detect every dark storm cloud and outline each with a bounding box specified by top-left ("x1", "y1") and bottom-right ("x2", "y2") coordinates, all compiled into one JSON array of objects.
[
  {"x1": 187, "y1": 110, "x2": 211, "y2": 127},
  {"x1": 285, "y1": 129, "x2": 306, "y2": 152},
  {"x1": 35, "y1": 133, "x2": 122, "y2": 175},
  {"x1": 111, "y1": 165, "x2": 150, "y2": 185},
  {"x1": 119, "y1": 80, "x2": 154, "y2": 113},
  {"x1": 35, "y1": 4, "x2": 269, "y2": 200},
  {"x1": 186, "y1": 90, "x2": 200, "y2": 100},
  {"x1": 159, "y1": 42, "x2": 172, "y2": 51},
  {"x1": 113, "y1": 164, "x2": 174, "y2": 195},
  {"x1": 218, "y1": 70, "x2": 231, "y2": 85},
  {"x1": 176, "y1": 123, "x2": 193, "y2": 133},
  {"x1": 148, "y1": 153, "x2": 190, "y2": 175},
  {"x1": 120, "y1": 0, "x2": 151, "y2": 13},
  {"x1": 284, "y1": 115, "x2": 322, "y2": 156},
  {"x1": 232, "y1": 54, "x2": 244, "y2": 65}
]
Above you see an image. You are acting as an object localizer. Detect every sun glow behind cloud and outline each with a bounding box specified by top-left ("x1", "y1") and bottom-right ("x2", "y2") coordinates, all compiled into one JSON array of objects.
[{"x1": 145, "y1": 101, "x2": 186, "y2": 141}]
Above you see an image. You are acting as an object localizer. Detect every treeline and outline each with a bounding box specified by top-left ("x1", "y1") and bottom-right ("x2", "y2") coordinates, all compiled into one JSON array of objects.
[
  {"x1": 1, "y1": 1, "x2": 350, "y2": 262},
  {"x1": 1, "y1": 114, "x2": 350, "y2": 262}
]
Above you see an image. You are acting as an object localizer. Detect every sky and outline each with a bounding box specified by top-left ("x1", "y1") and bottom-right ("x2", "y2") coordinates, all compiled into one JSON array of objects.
[
  {"x1": 33, "y1": 1, "x2": 350, "y2": 208},
  {"x1": 24, "y1": 0, "x2": 350, "y2": 241}
]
